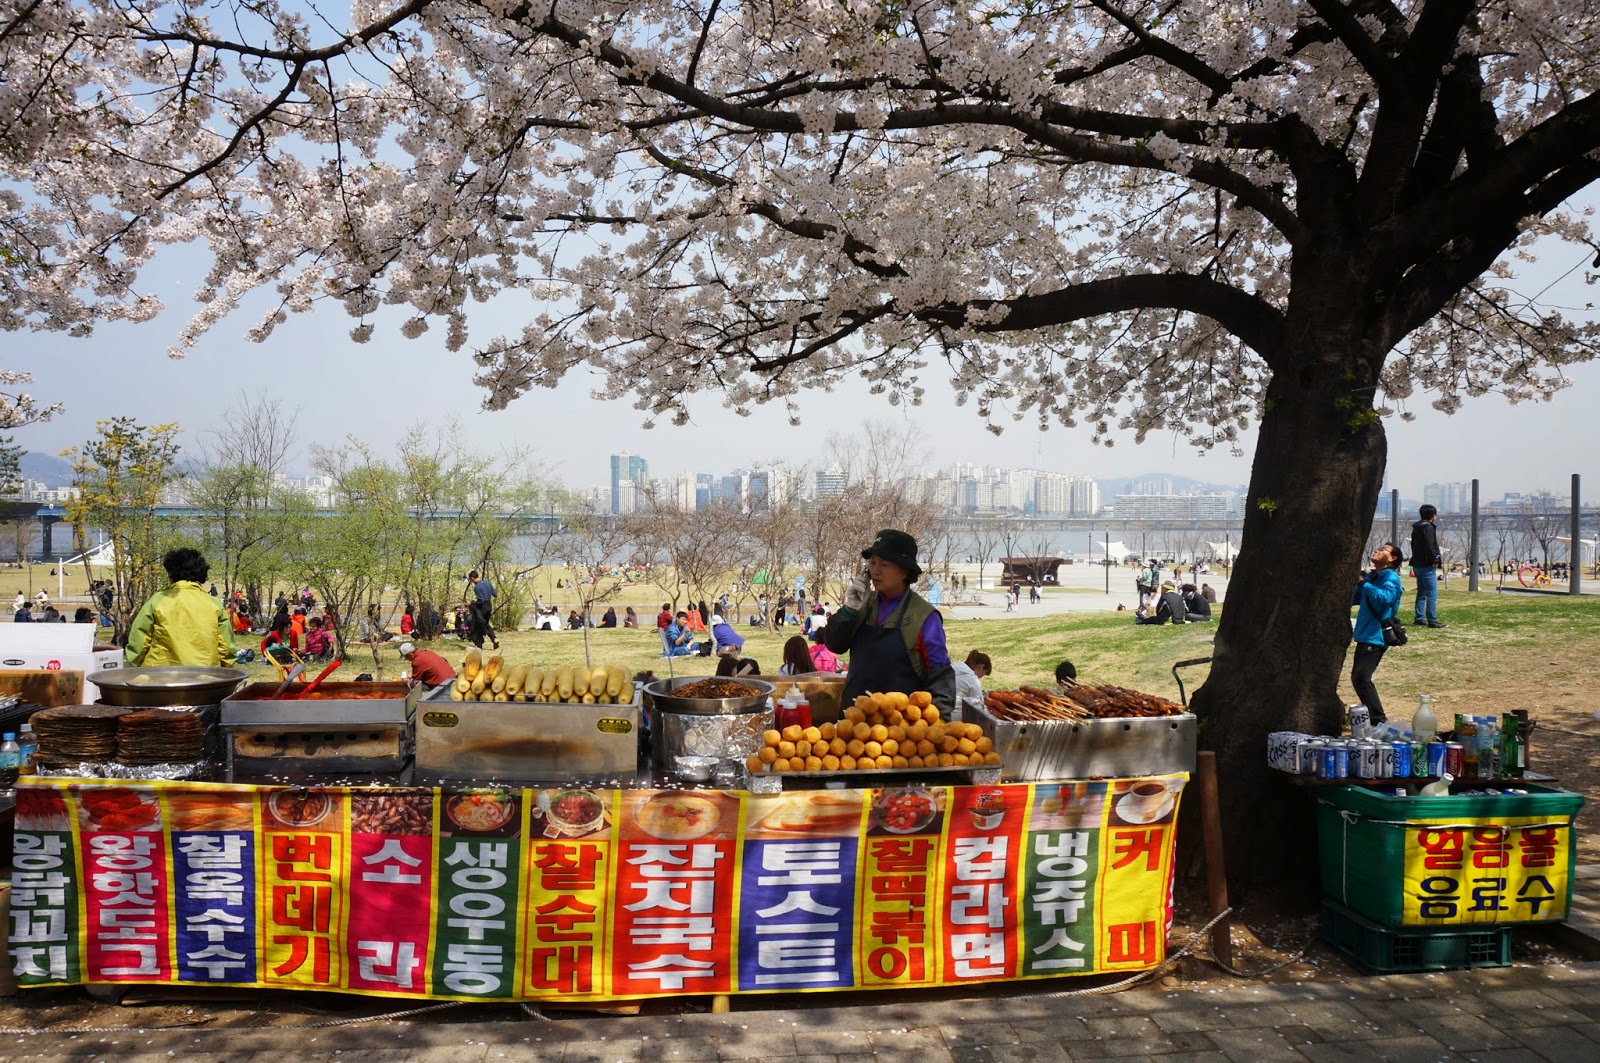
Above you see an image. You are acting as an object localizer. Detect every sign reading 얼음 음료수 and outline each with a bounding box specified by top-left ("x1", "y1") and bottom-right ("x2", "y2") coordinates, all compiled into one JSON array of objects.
[
  {"x1": 1401, "y1": 815, "x2": 1575, "y2": 925},
  {"x1": 8, "y1": 775, "x2": 1185, "y2": 1000}
]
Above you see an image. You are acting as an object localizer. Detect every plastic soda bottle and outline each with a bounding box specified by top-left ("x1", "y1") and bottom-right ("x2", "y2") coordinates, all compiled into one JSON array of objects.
[
  {"x1": 0, "y1": 733, "x2": 20, "y2": 790},
  {"x1": 15, "y1": 722, "x2": 37, "y2": 777}
]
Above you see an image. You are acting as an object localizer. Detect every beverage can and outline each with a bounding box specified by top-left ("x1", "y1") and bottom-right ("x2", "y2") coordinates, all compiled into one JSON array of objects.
[
  {"x1": 1426, "y1": 741, "x2": 1449, "y2": 776},
  {"x1": 1377, "y1": 743, "x2": 1395, "y2": 779},
  {"x1": 1350, "y1": 741, "x2": 1371, "y2": 778},
  {"x1": 1445, "y1": 742, "x2": 1464, "y2": 777},
  {"x1": 1301, "y1": 740, "x2": 1325, "y2": 775},
  {"x1": 1392, "y1": 741, "x2": 1411, "y2": 779},
  {"x1": 1348, "y1": 705, "x2": 1370, "y2": 739},
  {"x1": 1411, "y1": 742, "x2": 1427, "y2": 778},
  {"x1": 1321, "y1": 744, "x2": 1349, "y2": 779}
]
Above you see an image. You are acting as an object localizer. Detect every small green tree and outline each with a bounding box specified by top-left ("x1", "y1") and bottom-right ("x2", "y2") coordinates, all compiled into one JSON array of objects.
[
  {"x1": 294, "y1": 444, "x2": 408, "y2": 669},
  {"x1": 61, "y1": 418, "x2": 182, "y2": 643}
]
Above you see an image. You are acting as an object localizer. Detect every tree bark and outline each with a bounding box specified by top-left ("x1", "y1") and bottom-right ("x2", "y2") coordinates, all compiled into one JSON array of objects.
[{"x1": 1188, "y1": 313, "x2": 1389, "y2": 905}]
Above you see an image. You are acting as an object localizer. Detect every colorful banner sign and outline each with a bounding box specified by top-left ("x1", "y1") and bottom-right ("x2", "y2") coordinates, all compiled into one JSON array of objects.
[
  {"x1": 9, "y1": 775, "x2": 1184, "y2": 1000},
  {"x1": 1401, "y1": 816, "x2": 1573, "y2": 925}
]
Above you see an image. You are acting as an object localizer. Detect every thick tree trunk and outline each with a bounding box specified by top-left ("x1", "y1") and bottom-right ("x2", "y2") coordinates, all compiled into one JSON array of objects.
[{"x1": 1188, "y1": 327, "x2": 1389, "y2": 907}]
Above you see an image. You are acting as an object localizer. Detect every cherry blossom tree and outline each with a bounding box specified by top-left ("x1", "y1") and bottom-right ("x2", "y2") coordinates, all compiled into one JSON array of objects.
[{"x1": 6, "y1": 0, "x2": 1600, "y2": 893}]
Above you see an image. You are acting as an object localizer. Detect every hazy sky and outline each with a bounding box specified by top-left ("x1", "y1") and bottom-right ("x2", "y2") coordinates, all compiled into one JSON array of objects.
[{"x1": 12, "y1": 208, "x2": 1600, "y2": 504}]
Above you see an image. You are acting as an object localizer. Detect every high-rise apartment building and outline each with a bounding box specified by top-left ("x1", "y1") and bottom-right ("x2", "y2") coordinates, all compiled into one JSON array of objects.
[
  {"x1": 610, "y1": 452, "x2": 648, "y2": 514},
  {"x1": 815, "y1": 467, "x2": 847, "y2": 498},
  {"x1": 1423, "y1": 482, "x2": 1471, "y2": 513}
]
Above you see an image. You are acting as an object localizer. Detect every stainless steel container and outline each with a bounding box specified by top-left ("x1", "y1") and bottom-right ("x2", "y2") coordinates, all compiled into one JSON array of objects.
[
  {"x1": 90, "y1": 666, "x2": 248, "y2": 707},
  {"x1": 972, "y1": 703, "x2": 1197, "y2": 781},
  {"x1": 220, "y1": 682, "x2": 421, "y2": 778},
  {"x1": 645, "y1": 676, "x2": 774, "y2": 777},
  {"x1": 652, "y1": 707, "x2": 772, "y2": 776},
  {"x1": 645, "y1": 676, "x2": 774, "y2": 715},
  {"x1": 415, "y1": 685, "x2": 642, "y2": 785}
]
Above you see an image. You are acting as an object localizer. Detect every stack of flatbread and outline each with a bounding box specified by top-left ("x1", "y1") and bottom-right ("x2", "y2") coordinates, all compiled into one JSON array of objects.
[
  {"x1": 31, "y1": 705, "x2": 129, "y2": 767},
  {"x1": 116, "y1": 708, "x2": 208, "y2": 765}
]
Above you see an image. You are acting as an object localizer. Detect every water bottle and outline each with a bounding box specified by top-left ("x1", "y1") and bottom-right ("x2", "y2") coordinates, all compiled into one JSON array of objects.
[
  {"x1": 0, "y1": 733, "x2": 20, "y2": 791},
  {"x1": 15, "y1": 722, "x2": 37, "y2": 777}
]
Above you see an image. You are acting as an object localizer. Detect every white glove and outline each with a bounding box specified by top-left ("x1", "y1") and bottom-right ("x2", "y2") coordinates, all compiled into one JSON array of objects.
[{"x1": 843, "y1": 568, "x2": 872, "y2": 613}]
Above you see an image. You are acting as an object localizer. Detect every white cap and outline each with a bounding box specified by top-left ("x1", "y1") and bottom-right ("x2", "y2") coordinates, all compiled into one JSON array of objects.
[{"x1": 398, "y1": 642, "x2": 416, "y2": 656}]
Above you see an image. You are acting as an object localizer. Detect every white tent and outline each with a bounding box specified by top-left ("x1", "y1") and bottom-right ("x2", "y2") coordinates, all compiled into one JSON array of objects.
[
  {"x1": 1090, "y1": 540, "x2": 1131, "y2": 560},
  {"x1": 1554, "y1": 536, "x2": 1597, "y2": 562},
  {"x1": 65, "y1": 540, "x2": 116, "y2": 567},
  {"x1": 1206, "y1": 541, "x2": 1237, "y2": 563}
]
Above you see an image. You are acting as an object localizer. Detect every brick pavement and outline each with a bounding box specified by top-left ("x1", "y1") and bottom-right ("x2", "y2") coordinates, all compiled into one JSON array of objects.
[{"x1": 2, "y1": 960, "x2": 1599, "y2": 1063}]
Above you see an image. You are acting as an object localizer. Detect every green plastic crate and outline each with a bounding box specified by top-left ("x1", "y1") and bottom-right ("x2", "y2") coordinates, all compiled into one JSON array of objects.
[
  {"x1": 1322, "y1": 897, "x2": 1511, "y2": 974},
  {"x1": 1316, "y1": 783, "x2": 1583, "y2": 928}
]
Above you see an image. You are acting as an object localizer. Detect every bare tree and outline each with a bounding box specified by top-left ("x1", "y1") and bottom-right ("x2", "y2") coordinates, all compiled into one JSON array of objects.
[
  {"x1": 1515, "y1": 493, "x2": 1564, "y2": 571},
  {"x1": 554, "y1": 501, "x2": 641, "y2": 667},
  {"x1": 969, "y1": 521, "x2": 1001, "y2": 592}
]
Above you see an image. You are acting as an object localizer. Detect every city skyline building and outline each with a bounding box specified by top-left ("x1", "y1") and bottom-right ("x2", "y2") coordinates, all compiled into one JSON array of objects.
[{"x1": 609, "y1": 451, "x2": 648, "y2": 514}]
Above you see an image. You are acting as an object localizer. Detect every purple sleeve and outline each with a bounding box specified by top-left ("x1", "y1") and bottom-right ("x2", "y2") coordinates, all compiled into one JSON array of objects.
[{"x1": 917, "y1": 612, "x2": 950, "y2": 671}]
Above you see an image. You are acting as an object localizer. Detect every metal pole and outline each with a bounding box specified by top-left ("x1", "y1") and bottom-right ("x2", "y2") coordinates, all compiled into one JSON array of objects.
[
  {"x1": 1390, "y1": 488, "x2": 1400, "y2": 550},
  {"x1": 1571, "y1": 474, "x2": 1582, "y2": 595},
  {"x1": 1104, "y1": 531, "x2": 1110, "y2": 593},
  {"x1": 1468, "y1": 480, "x2": 1480, "y2": 593}
]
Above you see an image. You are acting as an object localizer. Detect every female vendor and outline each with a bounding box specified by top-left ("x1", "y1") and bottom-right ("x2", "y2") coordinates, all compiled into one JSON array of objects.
[{"x1": 822, "y1": 528, "x2": 956, "y2": 715}]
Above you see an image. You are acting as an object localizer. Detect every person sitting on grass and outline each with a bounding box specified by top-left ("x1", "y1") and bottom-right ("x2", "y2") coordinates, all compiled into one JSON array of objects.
[
  {"x1": 664, "y1": 611, "x2": 700, "y2": 656},
  {"x1": 716, "y1": 655, "x2": 762, "y2": 677},
  {"x1": 1055, "y1": 660, "x2": 1078, "y2": 687},
  {"x1": 1135, "y1": 583, "x2": 1186, "y2": 625},
  {"x1": 303, "y1": 616, "x2": 334, "y2": 660},
  {"x1": 1181, "y1": 583, "x2": 1212, "y2": 622}
]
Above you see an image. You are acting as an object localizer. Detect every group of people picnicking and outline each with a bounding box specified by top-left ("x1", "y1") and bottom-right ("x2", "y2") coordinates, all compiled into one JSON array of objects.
[{"x1": 12, "y1": 587, "x2": 97, "y2": 625}]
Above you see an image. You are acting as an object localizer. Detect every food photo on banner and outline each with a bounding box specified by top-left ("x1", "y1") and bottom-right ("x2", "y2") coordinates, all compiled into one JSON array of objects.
[{"x1": 8, "y1": 776, "x2": 1186, "y2": 1001}]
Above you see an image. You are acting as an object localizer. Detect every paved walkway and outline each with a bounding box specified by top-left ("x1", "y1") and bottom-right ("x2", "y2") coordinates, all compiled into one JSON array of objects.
[{"x1": 3, "y1": 959, "x2": 1599, "y2": 1062}]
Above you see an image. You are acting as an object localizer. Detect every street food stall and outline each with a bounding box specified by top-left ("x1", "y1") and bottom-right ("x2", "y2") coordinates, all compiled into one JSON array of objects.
[{"x1": 8, "y1": 653, "x2": 1195, "y2": 1002}]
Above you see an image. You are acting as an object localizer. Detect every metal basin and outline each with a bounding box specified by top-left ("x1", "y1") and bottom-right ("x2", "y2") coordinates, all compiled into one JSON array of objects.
[
  {"x1": 89, "y1": 666, "x2": 249, "y2": 707},
  {"x1": 645, "y1": 676, "x2": 773, "y2": 716}
]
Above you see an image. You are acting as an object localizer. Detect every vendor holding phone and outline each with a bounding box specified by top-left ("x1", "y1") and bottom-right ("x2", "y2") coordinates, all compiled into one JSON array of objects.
[{"x1": 822, "y1": 529, "x2": 956, "y2": 716}]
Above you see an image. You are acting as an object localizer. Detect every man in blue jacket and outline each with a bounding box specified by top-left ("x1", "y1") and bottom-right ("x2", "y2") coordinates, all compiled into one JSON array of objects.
[{"x1": 1410, "y1": 505, "x2": 1446, "y2": 629}]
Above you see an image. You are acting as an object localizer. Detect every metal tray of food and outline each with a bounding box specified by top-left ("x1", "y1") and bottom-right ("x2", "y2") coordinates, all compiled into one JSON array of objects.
[
  {"x1": 972, "y1": 702, "x2": 1196, "y2": 781},
  {"x1": 646, "y1": 676, "x2": 773, "y2": 716},
  {"x1": 745, "y1": 764, "x2": 1003, "y2": 792},
  {"x1": 90, "y1": 666, "x2": 249, "y2": 707},
  {"x1": 415, "y1": 685, "x2": 642, "y2": 784}
]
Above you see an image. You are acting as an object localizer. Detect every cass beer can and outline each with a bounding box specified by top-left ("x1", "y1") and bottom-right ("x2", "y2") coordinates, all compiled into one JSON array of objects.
[
  {"x1": 1426, "y1": 741, "x2": 1449, "y2": 776},
  {"x1": 1376, "y1": 742, "x2": 1395, "y2": 779},
  {"x1": 1356, "y1": 741, "x2": 1380, "y2": 778},
  {"x1": 1445, "y1": 742, "x2": 1464, "y2": 777},
  {"x1": 1392, "y1": 741, "x2": 1411, "y2": 778},
  {"x1": 1347, "y1": 705, "x2": 1370, "y2": 739},
  {"x1": 1301, "y1": 740, "x2": 1325, "y2": 775},
  {"x1": 1332, "y1": 742, "x2": 1350, "y2": 779}
]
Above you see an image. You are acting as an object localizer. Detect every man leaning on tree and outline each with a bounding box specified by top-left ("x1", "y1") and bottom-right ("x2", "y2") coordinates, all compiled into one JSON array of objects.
[{"x1": 1410, "y1": 505, "x2": 1446, "y2": 629}]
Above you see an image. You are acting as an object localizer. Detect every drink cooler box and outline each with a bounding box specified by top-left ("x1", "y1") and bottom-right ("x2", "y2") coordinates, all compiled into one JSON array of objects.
[
  {"x1": 1315, "y1": 783, "x2": 1583, "y2": 928},
  {"x1": 1320, "y1": 897, "x2": 1512, "y2": 975}
]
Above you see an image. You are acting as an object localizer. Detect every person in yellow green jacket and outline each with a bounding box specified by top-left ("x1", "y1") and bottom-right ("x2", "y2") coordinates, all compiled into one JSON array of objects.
[{"x1": 124, "y1": 548, "x2": 237, "y2": 667}]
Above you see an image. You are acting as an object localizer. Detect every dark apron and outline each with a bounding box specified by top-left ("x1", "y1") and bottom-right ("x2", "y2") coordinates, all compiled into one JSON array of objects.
[{"x1": 842, "y1": 596, "x2": 922, "y2": 703}]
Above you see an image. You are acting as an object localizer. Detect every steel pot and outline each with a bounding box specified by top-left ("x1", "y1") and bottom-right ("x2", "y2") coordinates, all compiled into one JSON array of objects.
[
  {"x1": 645, "y1": 676, "x2": 774, "y2": 716},
  {"x1": 89, "y1": 666, "x2": 249, "y2": 707}
]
